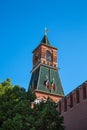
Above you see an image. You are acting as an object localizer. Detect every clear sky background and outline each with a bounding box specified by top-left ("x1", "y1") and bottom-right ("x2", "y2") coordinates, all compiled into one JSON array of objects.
[{"x1": 0, "y1": 0, "x2": 87, "y2": 95}]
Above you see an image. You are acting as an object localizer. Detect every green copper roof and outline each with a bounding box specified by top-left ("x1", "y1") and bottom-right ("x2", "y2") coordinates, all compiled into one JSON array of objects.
[
  {"x1": 29, "y1": 65, "x2": 64, "y2": 96},
  {"x1": 40, "y1": 34, "x2": 50, "y2": 46}
]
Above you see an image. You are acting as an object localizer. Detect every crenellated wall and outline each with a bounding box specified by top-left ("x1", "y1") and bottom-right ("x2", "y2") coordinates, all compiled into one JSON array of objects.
[{"x1": 57, "y1": 81, "x2": 87, "y2": 130}]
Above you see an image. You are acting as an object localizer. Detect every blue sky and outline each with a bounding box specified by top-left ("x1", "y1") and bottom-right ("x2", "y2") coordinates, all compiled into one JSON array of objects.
[{"x1": 0, "y1": 0, "x2": 87, "y2": 95}]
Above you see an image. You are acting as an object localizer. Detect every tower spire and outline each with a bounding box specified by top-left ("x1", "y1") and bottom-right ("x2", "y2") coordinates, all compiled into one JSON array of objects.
[
  {"x1": 40, "y1": 28, "x2": 50, "y2": 46},
  {"x1": 29, "y1": 32, "x2": 64, "y2": 103}
]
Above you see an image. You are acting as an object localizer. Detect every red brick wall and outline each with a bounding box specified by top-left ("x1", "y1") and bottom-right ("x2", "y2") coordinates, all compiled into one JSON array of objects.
[
  {"x1": 33, "y1": 44, "x2": 58, "y2": 68},
  {"x1": 62, "y1": 99, "x2": 87, "y2": 130},
  {"x1": 35, "y1": 90, "x2": 63, "y2": 103},
  {"x1": 57, "y1": 82, "x2": 87, "y2": 130}
]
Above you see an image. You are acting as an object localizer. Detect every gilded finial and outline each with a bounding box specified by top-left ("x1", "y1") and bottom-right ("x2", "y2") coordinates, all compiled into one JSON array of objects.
[{"x1": 44, "y1": 27, "x2": 49, "y2": 35}]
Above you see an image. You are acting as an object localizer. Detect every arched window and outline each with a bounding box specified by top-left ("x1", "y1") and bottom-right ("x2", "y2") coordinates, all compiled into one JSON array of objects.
[{"x1": 46, "y1": 50, "x2": 52, "y2": 62}]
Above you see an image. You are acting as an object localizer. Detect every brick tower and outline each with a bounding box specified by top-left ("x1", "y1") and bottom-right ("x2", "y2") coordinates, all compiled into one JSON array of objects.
[{"x1": 29, "y1": 32, "x2": 64, "y2": 102}]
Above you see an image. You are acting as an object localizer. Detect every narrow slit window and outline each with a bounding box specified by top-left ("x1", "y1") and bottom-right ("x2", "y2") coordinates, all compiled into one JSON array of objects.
[
  {"x1": 59, "y1": 102, "x2": 61, "y2": 114},
  {"x1": 64, "y1": 98, "x2": 67, "y2": 112}
]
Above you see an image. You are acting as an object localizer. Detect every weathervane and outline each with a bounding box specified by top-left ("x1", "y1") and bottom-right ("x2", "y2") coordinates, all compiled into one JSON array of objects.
[{"x1": 44, "y1": 27, "x2": 49, "y2": 35}]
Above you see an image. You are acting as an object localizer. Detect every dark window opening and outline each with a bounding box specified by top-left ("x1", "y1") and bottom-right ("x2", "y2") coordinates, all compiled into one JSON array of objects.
[{"x1": 64, "y1": 98, "x2": 67, "y2": 112}]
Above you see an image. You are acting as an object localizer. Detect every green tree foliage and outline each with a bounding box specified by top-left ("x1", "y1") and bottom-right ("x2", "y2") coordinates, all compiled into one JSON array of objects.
[
  {"x1": 32, "y1": 98, "x2": 64, "y2": 130},
  {"x1": 0, "y1": 79, "x2": 64, "y2": 130}
]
